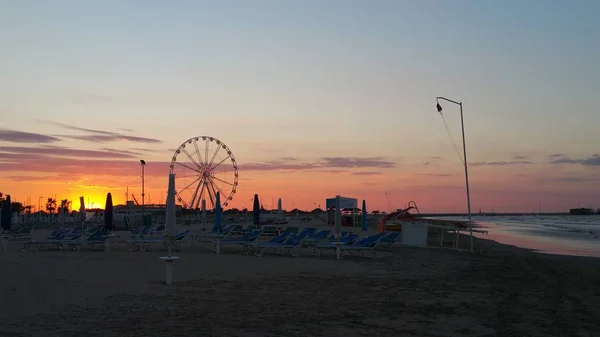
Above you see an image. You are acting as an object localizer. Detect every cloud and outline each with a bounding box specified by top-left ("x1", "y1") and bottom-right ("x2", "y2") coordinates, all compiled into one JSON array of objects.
[
  {"x1": 582, "y1": 155, "x2": 600, "y2": 166},
  {"x1": 6, "y1": 176, "x2": 58, "y2": 182},
  {"x1": 548, "y1": 154, "x2": 600, "y2": 166},
  {"x1": 43, "y1": 121, "x2": 115, "y2": 135},
  {"x1": 317, "y1": 169, "x2": 348, "y2": 174},
  {"x1": 0, "y1": 129, "x2": 61, "y2": 143},
  {"x1": 351, "y1": 171, "x2": 383, "y2": 176},
  {"x1": 415, "y1": 173, "x2": 452, "y2": 177},
  {"x1": 60, "y1": 134, "x2": 162, "y2": 144},
  {"x1": 130, "y1": 148, "x2": 155, "y2": 152},
  {"x1": 0, "y1": 145, "x2": 135, "y2": 159},
  {"x1": 0, "y1": 156, "x2": 167, "y2": 177},
  {"x1": 101, "y1": 148, "x2": 142, "y2": 156},
  {"x1": 471, "y1": 160, "x2": 533, "y2": 166},
  {"x1": 0, "y1": 152, "x2": 398, "y2": 178},
  {"x1": 241, "y1": 161, "x2": 317, "y2": 171},
  {"x1": 37, "y1": 120, "x2": 162, "y2": 144},
  {"x1": 553, "y1": 177, "x2": 600, "y2": 182},
  {"x1": 118, "y1": 128, "x2": 136, "y2": 133},
  {"x1": 536, "y1": 176, "x2": 600, "y2": 183},
  {"x1": 319, "y1": 157, "x2": 395, "y2": 168},
  {"x1": 512, "y1": 153, "x2": 530, "y2": 160},
  {"x1": 241, "y1": 157, "x2": 396, "y2": 172}
]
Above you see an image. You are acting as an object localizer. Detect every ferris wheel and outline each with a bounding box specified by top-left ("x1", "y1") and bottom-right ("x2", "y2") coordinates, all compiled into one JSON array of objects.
[{"x1": 169, "y1": 136, "x2": 238, "y2": 209}]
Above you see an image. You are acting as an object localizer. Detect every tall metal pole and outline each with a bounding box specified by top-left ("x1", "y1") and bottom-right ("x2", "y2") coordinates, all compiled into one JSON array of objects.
[
  {"x1": 141, "y1": 163, "x2": 145, "y2": 213},
  {"x1": 459, "y1": 102, "x2": 473, "y2": 252},
  {"x1": 436, "y1": 96, "x2": 473, "y2": 252}
]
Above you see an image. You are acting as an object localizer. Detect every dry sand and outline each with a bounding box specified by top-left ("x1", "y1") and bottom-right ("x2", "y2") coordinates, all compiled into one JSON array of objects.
[{"x1": 1, "y1": 228, "x2": 600, "y2": 337}]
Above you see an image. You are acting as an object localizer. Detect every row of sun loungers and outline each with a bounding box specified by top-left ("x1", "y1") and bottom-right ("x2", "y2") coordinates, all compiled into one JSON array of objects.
[
  {"x1": 209, "y1": 226, "x2": 402, "y2": 258},
  {"x1": 21, "y1": 226, "x2": 112, "y2": 252},
  {"x1": 13, "y1": 223, "x2": 403, "y2": 258}
]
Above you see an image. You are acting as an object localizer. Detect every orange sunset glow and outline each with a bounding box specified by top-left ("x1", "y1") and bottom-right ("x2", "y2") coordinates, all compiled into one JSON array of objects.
[{"x1": 1, "y1": 128, "x2": 599, "y2": 214}]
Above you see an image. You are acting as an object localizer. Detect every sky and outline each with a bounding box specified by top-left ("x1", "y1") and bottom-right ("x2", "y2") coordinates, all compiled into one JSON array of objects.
[{"x1": 1, "y1": 0, "x2": 599, "y2": 213}]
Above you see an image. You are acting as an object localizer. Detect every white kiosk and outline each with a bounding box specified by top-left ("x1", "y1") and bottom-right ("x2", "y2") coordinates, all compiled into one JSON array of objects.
[{"x1": 325, "y1": 196, "x2": 358, "y2": 228}]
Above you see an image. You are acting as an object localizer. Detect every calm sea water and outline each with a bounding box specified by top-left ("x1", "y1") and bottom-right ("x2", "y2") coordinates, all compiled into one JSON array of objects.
[{"x1": 430, "y1": 215, "x2": 600, "y2": 258}]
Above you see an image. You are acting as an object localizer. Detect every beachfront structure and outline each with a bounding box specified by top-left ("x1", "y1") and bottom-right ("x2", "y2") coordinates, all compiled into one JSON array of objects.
[
  {"x1": 569, "y1": 208, "x2": 595, "y2": 215},
  {"x1": 325, "y1": 196, "x2": 359, "y2": 227}
]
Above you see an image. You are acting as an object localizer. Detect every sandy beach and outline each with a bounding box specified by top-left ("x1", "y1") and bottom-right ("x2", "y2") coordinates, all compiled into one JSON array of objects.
[{"x1": 1, "y1": 228, "x2": 600, "y2": 337}]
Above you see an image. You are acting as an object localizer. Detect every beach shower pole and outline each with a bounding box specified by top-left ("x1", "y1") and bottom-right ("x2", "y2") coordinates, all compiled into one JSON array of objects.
[{"x1": 436, "y1": 97, "x2": 473, "y2": 252}]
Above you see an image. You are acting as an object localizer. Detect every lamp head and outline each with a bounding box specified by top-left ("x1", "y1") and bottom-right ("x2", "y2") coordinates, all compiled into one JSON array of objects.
[{"x1": 140, "y1": 159, "x2": 146, "y2": 165}]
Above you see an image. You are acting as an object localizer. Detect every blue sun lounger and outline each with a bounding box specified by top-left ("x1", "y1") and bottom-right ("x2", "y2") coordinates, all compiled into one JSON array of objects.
[
  {"x1": 243, "y1": 230, "x2": 298, "y2": 255},
  {"x1": 212, "y1": 229, "x2": 262, "y2": 253},
  {"x1": 249, "y1": 228, "x2": 317, "y2": 257},
  {"x1": 303, "y1": 229, "x2": 332, "y2": 246},
  {"x1": 63, "y1": 228, "x2": 113, "y2": 251},
  {"x1": 187, "y1": 224, "x2": 239, "y2": 243},
  {"x1": 321, "y1": 233, "x2": 387, "y2": 258},
  {"x1": 128, "y1": 229, "x2": 192, "y2": 251},
  {"x1": 22, "y1": 228, "x2": 76, "y2": 251},
  {"x1": 377, "y1": 232, "x2": 401, "y2": 249},
  {"x1": 313, "y1": 233, "x2": 359, "y2": 254}
]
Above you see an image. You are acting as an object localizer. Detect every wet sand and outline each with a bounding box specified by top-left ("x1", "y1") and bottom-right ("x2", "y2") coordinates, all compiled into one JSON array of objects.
[{"x1": 1, "y1": 230, "x2": 599, "y2": 337}]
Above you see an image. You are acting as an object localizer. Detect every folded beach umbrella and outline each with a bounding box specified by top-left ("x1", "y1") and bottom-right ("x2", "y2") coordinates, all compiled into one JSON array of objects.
[
  {"x1": 253, "y1": 194, "x2": 260, "y2": 226},
  {"x1": 165, "y1": 173, "x2": 176, "y2": 236},
  {"x1": 1, "y1": 194, "x2": 12, "y2": 231},
  {"x1": 214, "y1": 192, "x2": 223, "y2": 234},
  {"x1": 361, "y1": 200, "x2": 368, "y2": 232},
  {"x1": 104, "y1": 193, "x2": 113, "y2": 231},
  {"x1": 277, "y1": 198, "x2": 283, "y2": 219},
  {"x1": 79, "y1": 196, "x2": 86, "y2": 222}
]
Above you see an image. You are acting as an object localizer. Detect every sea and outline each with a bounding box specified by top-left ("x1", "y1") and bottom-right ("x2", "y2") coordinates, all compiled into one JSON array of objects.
[{"x1": 431, "y1": 215, "x2": 600, "y2": 258}]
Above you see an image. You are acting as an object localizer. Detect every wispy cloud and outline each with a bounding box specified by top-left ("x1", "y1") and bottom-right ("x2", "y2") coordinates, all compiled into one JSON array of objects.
[
  {"x1": 0, "y1": 129, "x2": 61, "y2": 143},
  {"x1": 0, "y1": 153, "x2": 397, "y2": 177},
  {"x1": 43, "y1": 121, "x2": 115, "y2": 135},
  {"x1": 6, "y1": 176, "x2": 60, "y2": 182},
  {"x1": 319, "y1": 157, "x2": 395, "y2": 168},
  {"x1": 548, "y1": 154, "x2": 600, "y2": 166},
  {"x1": 0, "y1": 146, "x2": 135, "y2": 159},
  {"x1": 241, "y1": 157, "x2": 396, "y2": 172},
  {"x1": 535, "y1": 176, "x2": 600, "y2": 183},
  {"x1": 60, "y1": 134, "x2": 162, "y2": 144},
  {"x1": 37, "y1": 120, "x2": 162, "y2": 144},
  {"x1": 317, "y1": 169, "x2": 348, "y2": 174},
  {"x1": 471, "y1": 160, "x2": 533, "y2": 166},
  {"x1": 130, "y1": 148, "x2": 156, "y2": 153},
  {"x1": 351, "y1": 171, "x2": 383, "y2": 176},
  {"x1": 242, "y1": 161, "x2": 317, "y2": 171},
  {"x1": 512, "y1": 153, "x2": 530, "y2": 160},
  {"x1": 415, "y1": 173, "x2": 452, "y2": 177},
  {"x1": 101, "y1": 148, "x2": 142, "y2": 156},
  {"x1": 118, "y1": 128, "x2": 136, "y2": 133}
]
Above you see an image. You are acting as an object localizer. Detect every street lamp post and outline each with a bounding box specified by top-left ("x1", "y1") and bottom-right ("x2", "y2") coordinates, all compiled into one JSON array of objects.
[
  {"x1": 140, "y1": 160, "x2": 146, "y2": 213},
  {"x1": 436, "y1": 96, "x2": 473, "y2": 252}
]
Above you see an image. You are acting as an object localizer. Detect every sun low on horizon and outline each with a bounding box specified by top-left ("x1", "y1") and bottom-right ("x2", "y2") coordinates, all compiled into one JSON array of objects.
[{"x1": 1, "y1": 1, "x2": 599, "y2": 213}]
